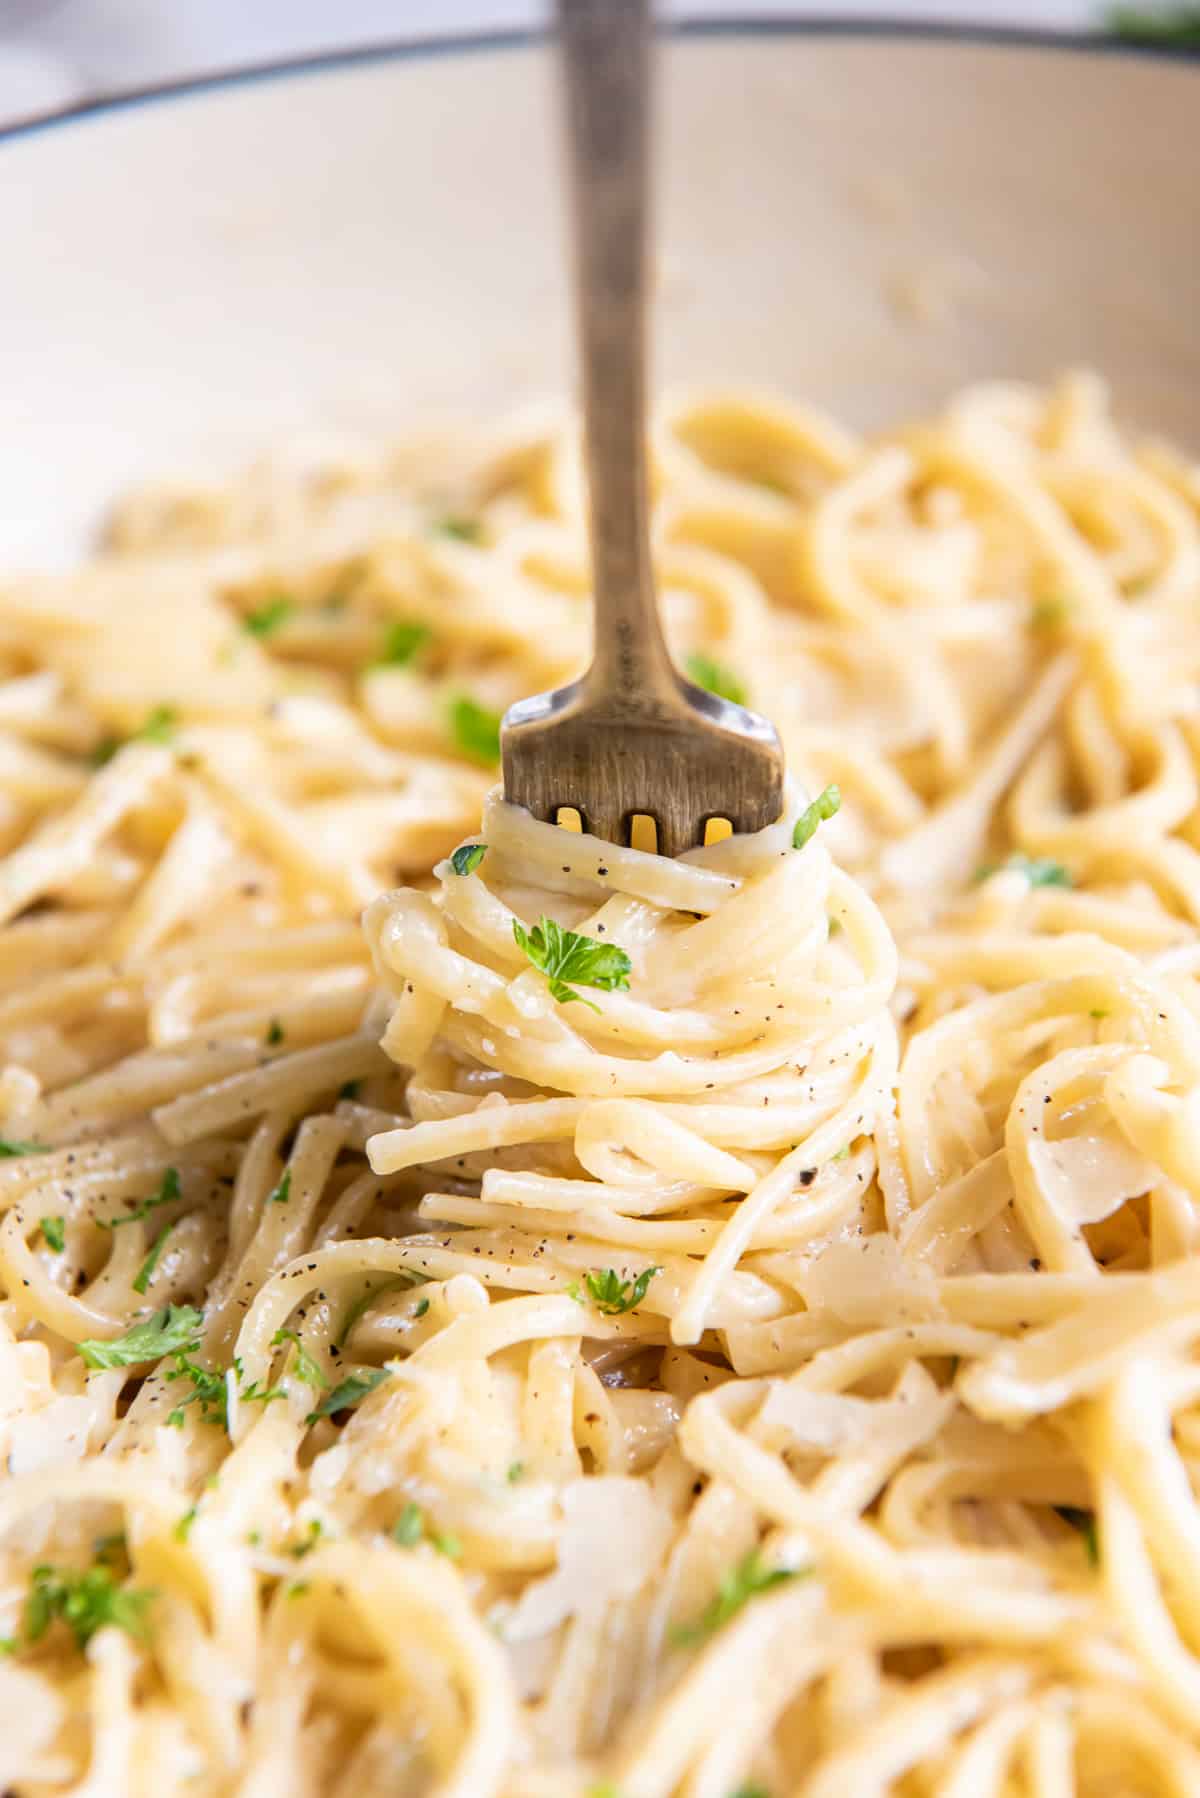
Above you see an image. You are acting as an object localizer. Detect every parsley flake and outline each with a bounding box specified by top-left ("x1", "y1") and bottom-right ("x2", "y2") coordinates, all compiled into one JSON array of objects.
[
  {"x1": 132, "y1": 1222, "x2": 173, "y2": 1295},
  {"x1": 306, "y1": 1367, "x2": 390, "y2": 1424},
  {"x1": 450, "y1": 842, "x2": 488, "y2": 876},
  {"x1": 164, "y1": 1351, "x2": 230, "y2": 1428},
  {"x1": 672, "y1": 1549, "x2": 804, "y2": 1647},
  {"x1": 580, "y1": 1266, "x2": 661, "y2": 1316},
  {"x1": 392, "y1": 1502, "x2": 424, "y2": 1547},
  {"x1": 265, "y1": 1017, "x2": 285, "y2": 1046},
  {"x1": 40, "y1": 1216, "x2": 65, "y2": 1253},
  {"x1": 1031, "y1": 596, "x2": 1069, "y2": 630},
  {"x1": 267, "y1": 1170, "x2": 292, "y2": 1206},
  {"x1": 338, "y1": 1079, "x2": 361, "y2": 1101},
  {"x1": 512, "y1": 915, "x2": 632, "y2": 1010},
  {"x1": 374, "y1": 619, "x2": 432, "y2": 668},
  {"x1": 507, "y1": 1461, "x2": 526, "y2": 1484},
  {"x1": 448, "y1": 694, "x2": 502, "y2": 765},
  {"x1": 685, "y1": 653, "x2": 747, "y2": 707},
  {"x1": 974, "y1": 854, "x2": 1072, "y2": 889},
  {"x1": 174, "y1": 1508, "x2": 197, "y2": 1543},
  {"x1": 792, "y1": 784, "x2": 841, "y2": 851},
  {"x1": 0, "y1": 1137, "x2": 49, "y2": 1158},
  {"x1": 79, "y1": 1304, "x2": 203, "y2": 1371},
  {"x1": 24, "y1": 1563, "x2": 154, "y2": 1652},
  {"x1": 272, "y1": 1327, "x2": 328, "y2": 1390},
  {"x1": 243, "y1": 596, "x2": 294, "y2": 638},
  {"x1": 430, "y1": 514, "x2": 482, "y2": 544},
  {"x1": 286, "y1": 1520, "x2": 324, "y2": 1559},
  {"x1": 102, "y1": 1166, "x2": 181, "y2": 1231}
]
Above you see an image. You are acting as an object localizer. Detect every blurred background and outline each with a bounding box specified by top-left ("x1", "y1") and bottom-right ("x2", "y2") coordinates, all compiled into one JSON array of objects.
[{"x1": 0, "y1": 0, "x2": 1180, "y2": 132}]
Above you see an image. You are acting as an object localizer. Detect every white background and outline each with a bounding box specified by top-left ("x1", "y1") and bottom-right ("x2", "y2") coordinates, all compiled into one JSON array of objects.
[{"x1": 0, "y1": 0, "x2": 1104, "y2": 128}]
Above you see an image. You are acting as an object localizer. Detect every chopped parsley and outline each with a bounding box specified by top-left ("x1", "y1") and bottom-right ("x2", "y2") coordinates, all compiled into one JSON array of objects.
[
  {"x1": 792, "y1": 784, "x2": 841, "y2": 851},
  {"x1": 374, "y1": 619, "x2": 432, "y2": 668},
  {"x1": 102, "y1": 1166, "x2": 181, "y2": 1231},
  {"x1": 243, "y1": 596, "x2": 294, "y2": 638},
  {"x1": 164, "y1": 1351, "x2": 230, "y2": 1428},
  {"x1": 512, "y1": 915, "x2": 632, "y2": 1009},
  {"x1": 265, "y1": 1017, "x2": 285, "y2": 1046},
  {"x1": 392, "y1": 1502, "x2": 424, "y2": 1547},
  {"x1": 305, "y1": 1367, "x2": 390, "y2": 1424},
  {"x1": 272, "y1": 1327, "x2": 328, "y2": 1390},
  {"x1": 448, "y1": 694, "x2": 502, "y2": 766},
  {"x1": 0, "y1": 1137, "x2": 49, "y2": 1158},
  {"x1": 975, "y1": 854, "x2": 1072, "y2": 889},
  {"x1": 267, "y1": 1170, "x2": 292, "y2": 1206},
  {"x1": 450, "y1": 842, "x2": 488, "y2": 876},
  {"x1": 338, "y1": 1080, "x2": 361, "y2": 1101},
  {"x1": 685, "y1": 653, "x2": 747, "y2": 707},
  {"x1": 1055, "y1": 1505, "x2": 1100, "y2": 1566},
  {"x1": 506, "y1": 1461, "x2": 526, "y2": 1484},
  {"x1": 23, "y1": 1562, "x2": 154, "y2": 1652},
  {"x1": 1107, "y1": 2, "x2": 1200, "y2": 40},
  {"x1": 88, "y1": 705, "x2": 178, "y2": 768},
  {"x1": 132, "y1": 1223, "x2": 173, "y2": 1295},
  {"x1": 414, "y1": 1297, "x2": 430, "y2": 1319},
  {"x1": 78, "y1": 1304, "x2": 203, "y2": 1371},
  {"x1": 1090, "y1": 1007, "x2": 1110, "y2": 1020},
  {"x1": 728, "y1": 1787, "x2": 770, "y2": 1798},
  {"x1": 579, "y1": 1266, "x2": 661, "y2": 1316},
  {"x1": 174, "y1": 1507, "x2": 197, "y2": 1542},
  {"x1": 286, "y1": 1519, "x2": 324, "y2": 1559},
  {"x1": 40, "y1": 1216, "x2": 65, "y2": 1253},
  {"x1": 391, "y1": 1502, "x2": 460, "y2": 1556},
  {"x1": 672, "y1": 1549, "x2": 804, "y2": 1646},
  {"x1": 430, "y1": 514, "x2": 482, "y2": 543}
]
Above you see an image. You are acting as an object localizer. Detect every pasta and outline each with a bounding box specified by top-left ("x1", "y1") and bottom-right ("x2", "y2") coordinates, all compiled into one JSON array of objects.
[{"x1": 2, "y1": 372, "x2": 1200, "y2": 1795}]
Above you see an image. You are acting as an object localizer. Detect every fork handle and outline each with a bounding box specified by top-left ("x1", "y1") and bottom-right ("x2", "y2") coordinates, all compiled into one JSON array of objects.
[{"x1": 557, "y1": 0, "x2": 679, "y2": 710}]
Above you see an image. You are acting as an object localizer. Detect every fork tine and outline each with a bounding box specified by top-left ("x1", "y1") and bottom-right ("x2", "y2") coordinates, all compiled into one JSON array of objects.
[{"x1": 578, "y1": 799, "x2": 624, "y2": 848}]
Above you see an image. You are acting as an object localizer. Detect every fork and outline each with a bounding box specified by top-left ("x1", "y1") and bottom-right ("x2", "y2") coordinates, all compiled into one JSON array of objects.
[{"x1": 500, "y1": 0, "x2": 785, "y2": 859}]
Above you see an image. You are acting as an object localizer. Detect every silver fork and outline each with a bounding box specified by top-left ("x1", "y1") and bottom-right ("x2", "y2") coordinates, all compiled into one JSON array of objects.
[{"x1": 500, "y1": 0, "x2": 785, "y2": 859}]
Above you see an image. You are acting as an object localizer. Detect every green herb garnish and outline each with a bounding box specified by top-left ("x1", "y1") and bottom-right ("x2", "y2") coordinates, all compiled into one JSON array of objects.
[
  {"x1": 0, "y1": 1137, "x2": 49, "y2": 1158},
  {"x1": 792, "y1": 784, "x2": 841, "y2": 851},
  {"x1": 672, "y1": 1549, "x2": 804, "y2": 1647},
  {"x1": 685, "y1": 653, "x2": 747, "y2": 707},
  {"x1": 132, "y1": 1223, "x2": 173, "y2": 1295},
  {"x1": 272, "y1": 1328, "x2": 328, "y2": 1390},
  {"x1": 448, "y1": 694, "x2": 502, "y2": 765},
  {"x1": 88, "y1": 705, "x2": 178, "y2": 768},
  {"x1": 267, "y1": 1170, "x2": 291, "y2": 1206},
  {"x1": 374, "y1": 619, "x2": 432, "y2": 668},
  {"x1": 24, "y1": 1563, "x2": 154, "y2": 1651},
  {"x1": 243, "y1": 596, "x2": 294, "y2": 638},
  {"x1": 286, "y1": 1520, "x2": 324, "y2": 1559},
  {"x1": 414, "y1": 1297, "x2": 430, "y2": 1319},
  {"x1": 164, "y1": 1351, "x2": 229, "y2": 1428},
  {"x1": 305, "y1": 1367, "x2": 390, "y2": 1424},
  {"x1": 174, "y1": 1508, "x2": 197, "y2": 1542},
  {"x1": 974, "y1": 854, "x2": 1072, "y2": 889},
  {"x1": 580, "y1": 1266, "x2": 661, "y2": 1316},
  {"x1": 102, "y1": 1166, "x2": 181, "y2": 1231},
  {"x1": 450, "y1": 842, "x2": 487, "y2": 876},
  {"x1": 512, "y1": 915, "x2": 632, "y2": 1010},
  {"x1": 338, "y1": 1080, "x2": 361, "y2": 1101},
  {"x1": 265, "y1": 1017, "x2": 285, "y2": 1046},
  {"x1": 392, "y1": 1502, "x2": 424, "y2": 1547},
  {"x1": 1055, "y1": 1505, "x2": 1100, "y2": 1566},
  {"x1": 79, "y1": 1304, "x2": 203, "y2": 1371},
  {"x1": 507, "y1": 1461, "x2": 526, "y2": 1484},
  {"x1": 430, "y1": 514, "x2": 482, "y2": 543},
  {"x1": 40, "y1": 1216, "x2": 65, "y2": 1253}
]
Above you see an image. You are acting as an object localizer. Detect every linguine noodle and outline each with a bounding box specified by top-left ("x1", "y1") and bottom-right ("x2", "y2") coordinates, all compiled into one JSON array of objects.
[{"x1": 2, "y1": 372, "x2": 1200, "y2": 1795}]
